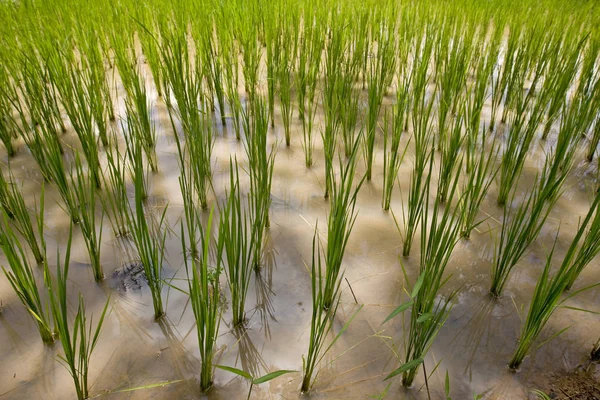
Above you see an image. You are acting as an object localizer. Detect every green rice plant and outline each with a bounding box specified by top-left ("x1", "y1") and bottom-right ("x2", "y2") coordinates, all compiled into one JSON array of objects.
[
  {"x1": 161, "y1": 26, "x2": 214, "y2": 209},
  {"x1": 216, "y1": 365, "x2": 295, "y2": 400},
  {"x1": 123, "y1": 123, "x2": 150, "y2": 203},
  {"x1": 384, "y1": 165, "x2": 462, "y2": 387},
  {"x1": 182, "y1": 208, "x2": 222, "y2": 392},
  {"x1": 382, "y1": 97, "x2": 409, "y2": 211},
  {"x1": 364, "y1": 22, "x2": 397, "y2": 181},
  {"x1": 323, "y1": 139, "x2": 365, "y2": 310},
  {"x1": 70, "y1": 154, "x2": 104, "y2": 281},
  {"x1": 221, "y1": 29, "x2": 243, "y2": 139},
  {"x1": 301, "y1": 228, "x2": 363, "y2": 393},
  {"x1": 460, "y1": 128, "x2": 499, "y2": 238},
  {"x1": 265, "y1": 13, "x2": 281, "y2": 128},
  {"x1": 113, "y1": 34, "x2": 158, "y2": 172},
  {"x1": 125, "y1": 165, "x2": 168, "y2": 320},
  {"x1": 1, "y1": 215, "x2": 53, "y2": 343},
  {"x1": 562, "y1": 192, "x2": 600, "y2": 291},
  {"x1": 491, "y1": 178, "x2": 557, "y2": 297},
  {"x1": 0, "y1": 67, "x2": 16, "y2": 156},
  {"x1": 0, "y1": 173, "x2": 46, "y2": 263},
  {"x1": 243, "y1": 97, "x2": 276, "y2": 269},
  {"x1": 137, "y1": 15, "x2": 164, "y2": 97},
  {"x1": 437, "y1": 116, "x2": 464, "y2": 204},
  {"x1": 220, "y1": 159, "x2": 254, "y2": 327},
  {"x1": 278, "y1": 34, "x2": 294, "y2": 147},
  {"x1": 102, "y1": 141, "x2": 129, "y2": 237},
  {"x1": 508, "y1": 235, "x2": 599, "y2": 370},
  {"x1": 50, "y1": 49, "x2": 103, "y2": 189},
  {"x1": 45, "y1": 226, "x2": 110, "y2": 400}
]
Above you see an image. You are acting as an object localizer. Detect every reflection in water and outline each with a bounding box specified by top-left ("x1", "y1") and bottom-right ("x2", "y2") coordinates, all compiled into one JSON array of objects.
[
  {"x1": 231, "y1": 326, "x2": 269, "y2": 379},
  {"x1": 253, "y1": 234, "x2": 277, "y2": 340}
]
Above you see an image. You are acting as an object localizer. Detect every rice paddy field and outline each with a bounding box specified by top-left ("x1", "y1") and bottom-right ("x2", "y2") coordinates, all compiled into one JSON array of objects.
[{"x1": 3, "y1": 0, "x2": 600, "y2": 398}]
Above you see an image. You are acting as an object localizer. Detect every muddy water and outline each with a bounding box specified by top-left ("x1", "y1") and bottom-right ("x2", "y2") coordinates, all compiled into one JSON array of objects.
[{"x1": 1, "y1": 62, "x2": 600, "y2": 400}]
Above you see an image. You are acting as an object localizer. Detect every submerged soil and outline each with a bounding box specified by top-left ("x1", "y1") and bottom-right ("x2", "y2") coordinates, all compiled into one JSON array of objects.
[{"x1": 1, "y1": 60, "x2": 600, "y2": 400}]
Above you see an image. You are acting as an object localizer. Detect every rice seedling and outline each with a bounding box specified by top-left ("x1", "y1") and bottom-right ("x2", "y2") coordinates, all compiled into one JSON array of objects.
[
  {"x1": 0, "y1": 67, "x2": 16, "y2": 156},
  {"x1": 437, "y1": 116, "x2": 464, "y2": 204},
  {"x1": 125, "y1": 164, "x2": 168, "y2": 320},
  {"x1": 364, "y1": 22, "x2": 397, "y2": 181},
  {"x1": 491, "y1": 177, "x2": 557, "y2": 298},
  {"x1": 0, "y1": 172, "x2": 46, "y2": 263},
  {"x1": 181, "y1": 208, "x2": 222, "y2": 392},
  {"x1": 460, "y1": 128, "x2": 499, "y2": 239},
  {"x1": 322, "y1": 139, "x2": 365, "y2": 310},
  {"x1": 45, "y1": 226, "x2": 110, "y2": 400},
  {"x1": 243, "y1": 97, "x2": 276, "y2": 269},
  {"x1": 401, "y1": 34, "x2": 436, "y2": 257},
  {"x1": 382, "y1": 94, "x2": 409, "y2": 211},
  {"x1": 113, "y1": 33, "x2": 158, "y2": 172},
  {"x1": 508, "y1": 235, "x2": 599, "y2": 370},
  {"x1": 220, "y1": 159, "x2": 254, "y2": 327},
  {"x1": 562, "y1": 192, "x2": 600, "y2": 291},
  {"x1": 216, "y1": 365, "x2": 295, "y2": 400},
  {"x1": 384, "y1": 164, "x2": 463, "y2": 387},
  {"x1": 1, "y1": 215, "x2": 53, "y2": 343},
  {"x1": 278, "y1": 33, "x2": 295, "y2": 147},
  {"x1": 70, "y1": 154, "x2": 104, "y2": 282},
  {"x1": 301, "y1": 228, "x2": 363, "y2": 393},
  {"x1": 161, "y1": 25, "x2": 214, "y2": 209},
  {"x1": 102, "y1": 142, "x2": 130, "y2": 237},
  {"x1": 123, "y1": 123, "x2": 150, "y2": 203}
]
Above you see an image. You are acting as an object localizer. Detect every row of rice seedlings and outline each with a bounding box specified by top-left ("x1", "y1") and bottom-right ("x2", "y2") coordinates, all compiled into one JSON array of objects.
[
  {"x1": 45, "y1": 227, "x2": 110, "y2": 400},
  {"x1": 301, "y1": 228, "x2": 362, "y2": 393},
  {"x1": 322, "y1": 139, "x2": 364, "y2": 310},
  {"x1": 509, "y1": 194, "x2": 600, "y2": 369},
  {"x1": 460, "y1": 128, "x2": 499, "y2": 238},
  {"x1": 490, "y1": 175, "x2": 558, "y2": 298},
  {"x1": 364, "y1": 20, "x2": 397, "y2": 181},
  {"x1": 385, "y1": 163, "x2": 463, "y2": 387},
  {"x1": 243, "y1": 97, "x2": 276, "y2": 269},
  {"x1": 220, "y1": 159, "x2": 254, "y2": 327},
  {"x1": 181, "y1": 207, "x2": 222, "y2": 392},
  {"x1": 161, "y1": 24, "x2": 214, "y2": 209},
  {"x1": 50, "y1": 48, "x2": 103, "y2": 189},
  {"x1": 381, "y1": 90, "x2": 409, "y2": 211},
  {"x1": 70, "y1": 154, "x2": 104, "y2": 281},
  {"x1": 1, "y1": 216, "x2": 53, "y2": 343},
  {"x1": 125, "y1": 161, "x2": 168, "y2": 320},
  {"x1": 401, "y1": 33, "x2": 436, "y2": 257},
  {"x1": 0, "y1": 171, "x2": 46, "y2": 263},
  {"x1": 113, "y1": 33, "x2": 158, "y2": 172}
]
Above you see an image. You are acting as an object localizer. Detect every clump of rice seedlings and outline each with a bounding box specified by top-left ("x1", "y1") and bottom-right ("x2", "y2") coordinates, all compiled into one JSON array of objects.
[
  {"x1": 489, "y1": 26, "x2": 520, "y2": 132},
  {"x1": 384, "y1": 166, "x2": 462, "y2": 387},
  {"x1": 301, "y1": 228, "x2": 362, "y2": 393},
  {"x1": 382, "y1": 92, "x2": 409, "y2": 211},
  {"x1": 491, "y1": 178, "x2": 557, "y2": 298},
  {"x1": 437, "y1": 116, "x2": 464, "y2": 204},
  {"x1": 278, "y1": 32, "x2": 295, "y2": 147},
  {"x1": 401, "y1": 35, "x2": 435, "y2": 257},
  {"x1": 221, "y1": 28, "x2": 243, "y2": 138},
  {"x1": 562, "y1": 193, "x2": 600, "y2": 291},
  {"x1": 194, "y1": 22, "x2": 227, "y2": 126},
  {"x1": 0, "y1": 172, "x2": 46, "y2": 263},
  {"x1": 181, "y1": 208, "x2": 222, "y2": 392},
  {"x1": 51, "y1": 50, "x2": 103, "y2": 189},
  {"x1": 70, "y1": 154, "x2": 104, "y2": 281},
  {"x1": 364, "y1": 23, "x2": 397, "y2": 181},
  {"x1": 243, "y1": 97, "x2": 276, "y2": 269},
  {"x1": 161, "y1": 25, "x2": 214, "y2": 209},
  {"x1": 123, "y1": 124, "x2": 150, "y2": 203},
  {"x1": 125, "y1": 166, "x2": 168, "y2": 320},
  {"x1": 102, "y1": 143, "x2": 129, "y2": 237},
  {"x1": 137, "y1": 15, "x2": 164, "y2": 97},
  {"x1": 496, "y1": 82, "x2": 546, "y2": 206},
  {"x1": 1, "y1": 216, "x2": 53, "y2": 343},
  {"x1": 323, "y1": 139, "x2": 364, "y2": 310},
  {"x1": 0, "y1": 68, "x2": 16, "y2": 156},
  {"x1": 113, "y1": 34, "x2": 158, "y2": 172},
  {"x1": 46, "y1": 226, "x2": 110, "y2": 400},
  {"x1": 220, "y1": 159, "x2": 254, "y2": 326},
  {"x1": 237, "y1": 11, "x2": 261, "y2": 101},
  {"x1": 539, "y1": 35, "x2": 584, "y2": 141},
  {"x1": 460, "y1": 128, "x2": 499, "y2": 238},
  {"x1": 508, "y1": 230, "x2": 599, "y2": 370}
]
